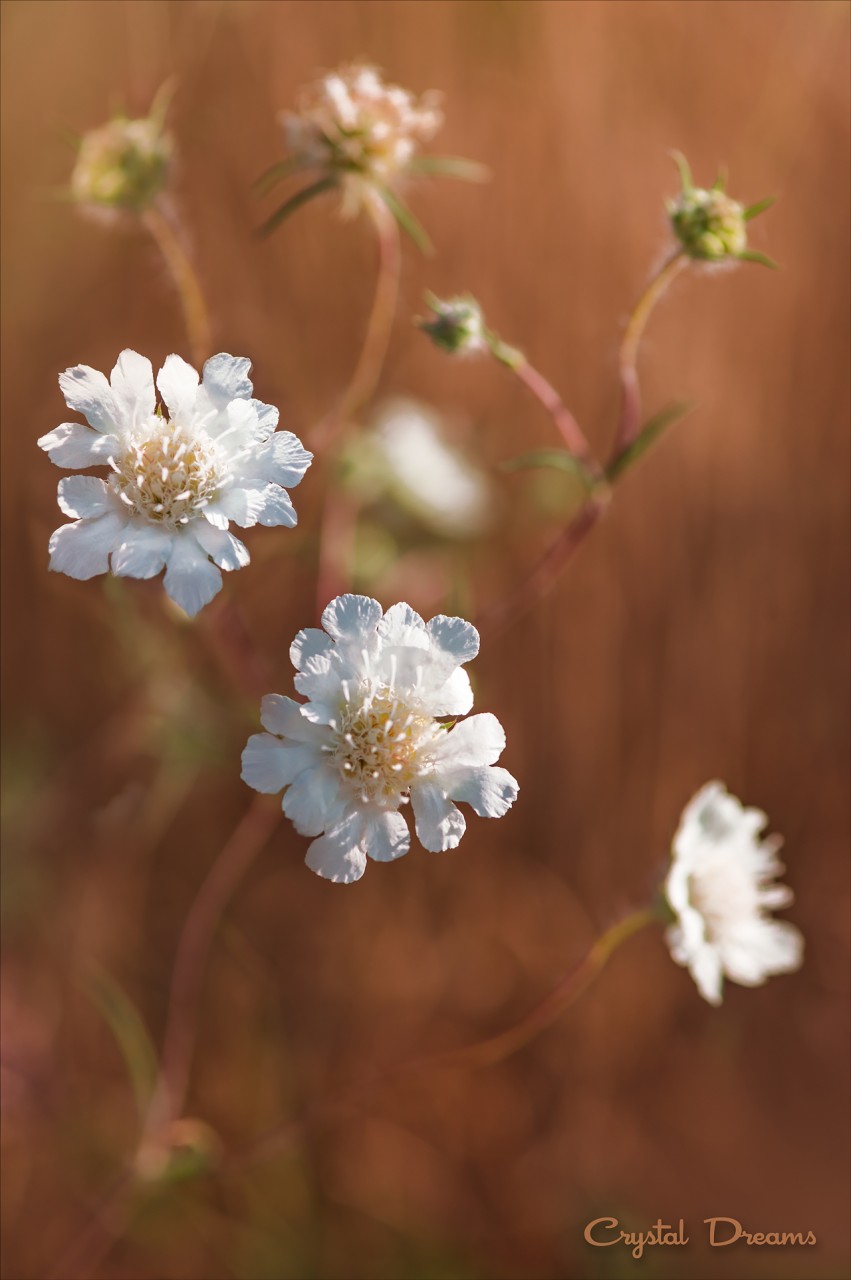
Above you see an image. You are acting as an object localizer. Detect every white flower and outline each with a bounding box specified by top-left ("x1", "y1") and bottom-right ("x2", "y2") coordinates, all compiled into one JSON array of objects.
[
  {"x1": 71, "y1": 114, "x2": 172, "y2": 213},
  {"x1": 38, "y1": 350, "x2": 312, "y2": 616},
  {"x1": 285, "y1": 63, "x2": 442, "y2": 197},
  {"x1": 664, "y1": 781, "x2": 804, "y2": 1004},
  {"x1": 241, "y1": 595, "x2": 518, "y2": 883},
  {"x1": 371, "y1": 398, "x2": 492, "y2": 538}
]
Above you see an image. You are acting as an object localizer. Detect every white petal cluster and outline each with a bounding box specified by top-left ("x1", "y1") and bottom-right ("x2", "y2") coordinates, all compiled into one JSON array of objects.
[
  {"x1": 664, "y1": 781, "x2": 803, "y2": 1004},
  {"x1": 38, "y1": 350, "x2": 312, "y2": 616},
  {"x1": 285, "y1": 63, "x2": 442, "y2": 188},
  {"x1": 242, "y1": 595, "x2": 518, "y2": 883},
  {"x1": 371, "y1": 399, "x2": 492, "y2": 538}
]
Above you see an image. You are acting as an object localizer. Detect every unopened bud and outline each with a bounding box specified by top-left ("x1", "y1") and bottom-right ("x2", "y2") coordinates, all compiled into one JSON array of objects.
[
  {"x1": 418, "y1": 292, "x2": 486, "y2": 355},
  {"x1": 71, "y1": 114, "x2": 172, "y2": 213},
  {"x1": 669, "y1": 186, "x2": 747, "y2": 261}
]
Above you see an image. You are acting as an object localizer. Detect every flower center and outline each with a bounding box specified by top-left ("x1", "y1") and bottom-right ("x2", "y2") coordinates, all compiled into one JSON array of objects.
[
  {"x1": 113, "y1": 423, "x2": 222, "y2": 527},
  {"x1": 333, "y1": 684, "x2": 440, "y2": 803}
]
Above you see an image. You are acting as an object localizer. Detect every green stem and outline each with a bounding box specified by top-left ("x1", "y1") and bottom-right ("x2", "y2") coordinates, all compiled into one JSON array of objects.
[{"x1": 143, "y1": 205, "x2": 212, "y2": 367}]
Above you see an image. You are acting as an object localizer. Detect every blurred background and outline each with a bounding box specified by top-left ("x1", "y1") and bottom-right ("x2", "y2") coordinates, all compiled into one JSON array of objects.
[{"x1": 2, "y1": 2, "x2": 849, "y2": 1278}]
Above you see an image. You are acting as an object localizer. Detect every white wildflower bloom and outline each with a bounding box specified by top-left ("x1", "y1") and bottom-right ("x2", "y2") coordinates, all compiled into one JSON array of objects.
[
  {"x1": 241, "y1": 595, "x2": 518, "y2": 883},
  {"x1": 38, "y1": 350, "x2": 312, "y2": 616},
  {"x1": 372, "y1": 399, "x2": 492, "y2": 538},
  {"x1": 285, "y1": 63, "x2": 442, "y2": 194},
  {"x1": 664, "y1": 781, "x2": 804, "y2": 1005}
]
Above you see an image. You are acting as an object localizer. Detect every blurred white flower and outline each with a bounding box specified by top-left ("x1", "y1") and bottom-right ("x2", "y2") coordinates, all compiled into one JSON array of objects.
[
  {"x1": 371, "y1": 398, "x2": 492, "y2": 538},
  {"x1": 39, "y1": 350, "x2": 312, "y2": 616},
  {"x1": 285, "y1": 63, "x2": 442, "y2": 199},
  {"x1": 664, "y1": 781, "x2": 803, "y2": 1004},
  {"x1": 71, "y1": 113, "x2": 172, "y2": 214},
  {"x1": 242, "y1": 595, "x2": 518, "y2": 883}
]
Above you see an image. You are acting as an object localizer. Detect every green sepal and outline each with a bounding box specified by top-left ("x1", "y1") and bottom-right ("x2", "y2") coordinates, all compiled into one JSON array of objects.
[
  {"x1": 742, "y1": 195, "x2": 777, "y2": 222},
  {"x1": 255, "y1": 176, "x2": 338, "y2": 238},
  {"x1": 736, "y1": 249, "x2": 779, "y2": 269},
  {"x1": 85, "y1": 966, "x2": 159, "y2": 1126},
  {"x1": 377, "y1": 184, "x2": 433, "y2": 254},
  {"x1": 670, "y1": 150, "x2": 694, "y2": 194},
  {"x1": 711, "y1": 165, "x2": 728, "y2": 192},
  {"x1": 606, "y1": 401, "x2": 692, "y2": 483},
  {"x1": 407, "y1": 155, "x2": 491, "y2": 183},
  {"x1": 253, "y1": 156, "x2": 310, "y2": 196}
]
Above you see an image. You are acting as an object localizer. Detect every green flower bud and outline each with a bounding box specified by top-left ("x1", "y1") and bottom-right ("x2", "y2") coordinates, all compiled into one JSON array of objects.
[
  {"x1": 669, "y1": 187, "x2": 747, "y2": 261},
  {"x1": 418, "y1": 292, "x2": 485, "y2": 355},
  {"x1": 71, "y1": 114, "x2": 172, "y2": 213}
]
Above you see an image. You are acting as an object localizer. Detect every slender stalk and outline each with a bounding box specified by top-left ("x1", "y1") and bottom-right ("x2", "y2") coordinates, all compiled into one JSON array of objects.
[
  {"x1": 143, "y1": 204, "x2": 212, "y2": 367},
  {"x1": 613, "y1": 250, "x2": 687, "y2": 457},
  {"x1": 236, "y1": 907, "x2": 658, "y2": 1170},
  {"x1": 508, "y1": 357, "x2": 602, "y2": 478},
  {"x1": 339, "y1": 194, "x2": 402, "y2": 423},
  {"x1": 145, "y1": 795, "x2": 281, "y2": 1134}
]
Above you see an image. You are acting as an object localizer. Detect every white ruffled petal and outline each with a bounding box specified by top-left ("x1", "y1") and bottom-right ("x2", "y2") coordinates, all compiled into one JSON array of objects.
[
  {"x1": 38, "y1": 423, "x2": 119, "y2": 469},
  {"x1": 156, "y1": 354, "x2": 201, "y2": 422},
  {"x1": 56, "y1": 476, "x2": 117, "y2": 519},
  {"x1": 250, "y1": 400, "x2": 279, "y2": 440},
  {"x1": 58, "y1": 364, "x2": 119, "y2": 433},
  {"x1": 241, "y1": 733, "x2": 318, "y2": 794},
  {"x1": 321, "y1": 594, "x2": 383, "y2": 642},
  {"x1": 111, "y1": 524, "x2": 175, "y2": 579},
  {"x1": 290, "y1": 628, "x2": 334, "y2": 671},
  {"x1": 110, "y1": 350, "x2": 155, "y2": 429},
  {"x1": 207, "y1": 487, "x2": 269, "y2": 529},
  {"x1": 445, "y1": 765, "x2": 519, "y2": 819},
  {"x1": 202, "y1": 353, "x2": 254, "y2": 405},
  {"x1": 252, "y1": 484, "x2": 297, "y2": 527},
  {"x1": 282, "y1": 764, "x2": 347, "y2": 836},
  {"x1": 163, "y1": 535, "x2": 223, "y2": 616},
  {"x1": 376, "y1": 602, "x2": 429, "y2": 649},
  {"x1": 305, "y1": 815, "x2": 367, "y2": 884},
  {"x1": 434, "y1": 713, "x2": 506, "y2": 768},
  {"x1": 410, "y1": 782, "x2": 466, "y2": 852},
  {"x1": 191, "y1": 522, "x2": 250, "y2": 571},
  {"x1": 429, "y1": 667, "x2": 474, "y2": 717},
  {"x1": 238, "y1": 431, "x2": 313, "y2": 488},
  {"x1": 259, "y1": 694, "x2": 326, "y2": 742},
  {"x1": 48, "y1": 511, "x2": 126, "y2": 580},
  {"x1": 426, "y1": 614, "x2": 480, "y2": 665},
  {"x1": 363, "y1": 809, "x2": 410, "y2": 862}
]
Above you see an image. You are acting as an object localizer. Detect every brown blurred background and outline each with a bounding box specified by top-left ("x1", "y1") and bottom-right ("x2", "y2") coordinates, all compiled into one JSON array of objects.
[{"x1": 2, "y1": 2, "x2": 849, "y2": 1278}]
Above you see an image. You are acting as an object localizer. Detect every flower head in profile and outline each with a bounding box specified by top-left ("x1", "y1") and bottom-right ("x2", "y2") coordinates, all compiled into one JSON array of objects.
[
  {"x1": 257, "y1": 64, "x2": 486, "y2": 245},
  {"x1": 71, "y1": 89, "x2": 173, "y2": 216},
  {"x1": 38, "y1": 351, "x2": 312, "y2": 616},
  {"x1": 664, "y1": 781, "x2": 803, "y2": 1004},
  {"x1": 242, "y1": 595, "x2": 518, "y2": 883},
  {"x1": 667, "y1": 152, "x2": 777, "y2": 267}
]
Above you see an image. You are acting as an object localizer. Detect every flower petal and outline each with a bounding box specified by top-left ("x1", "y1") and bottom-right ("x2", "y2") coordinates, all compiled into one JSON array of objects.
[
  {"x1": 305, "y1": 815, "x2": 367, "y2": 884},
  {"x1": 250, "y1": 399, "x2": 279, "y2": 440},
  {"x1": 445, "y1": 765, "x2": 519, "y2": 818},
  {"x1": 156, "y1": 354, "x2": 200, "y2": 422},
  {"x1": 376, "y1": 601, "x2": 429, "y2": 649},
  {"x1": 260, "y1": 694, "x2": 327, "y2": 742},
  {"x1": 290, "y1": 629, "x2": 334, "y2": 671},
  {"x1": 57, "y1": 476, "x2": 117, "y2": 519},
  {"x1": 282, "y1": 763, "x2": 347, "y2": 836},
  {"x1": 58, "y1": 364, "x2": 119, "y2": 433},
  {"x1": 429, "y1": 667, "x2": 474, "y2": 717},
  {"x1": 38, "y1": 423, "x2": 119, "y2": 469},
  {"x1": 321, "y1": 594, "x2": 382, "y2": 642},
  {"x1": 111, "y1": 524, "x2": 175, "y2": 578},
  {"x1": 410, "y1": 782, "x2": 466, "y2": 852},
  {"x1": 191, "y1": 522, "x2": 250, "y2": 571},
  {"x1": 434, "y1": 713, "x2": 506, "y2": 769},
  {"x1": 207, "y1": 487, "x2": 269, "y2": 529},
  {"x1": 202, "y1": 353, "x2": 254, "y2": 405},
  {"x1": 48, "y1": 511, "x2": 126, "y2": 580},
  {"x1": 241, "y1": 733, "x2": 319, "y2": 794},
  {"x1": 427, "y1": 614, "x2": 480, "y2": 665},
  {"x1": 238, "y1": 431, "x2": 313, "y2": 488},
  {"x1": 363, "y1": 809, "x2": 411, "y2": 862},
  {"x1": 163, "y1": 535, "x2": 223, "y2": 616},
  {"x1": 110, "y1": 350, "x2": 155, "y2": 429}
]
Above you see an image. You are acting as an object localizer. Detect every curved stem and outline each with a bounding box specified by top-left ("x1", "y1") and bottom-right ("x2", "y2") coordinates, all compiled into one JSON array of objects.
[
  {"x1": 143, "y1": 204, "x2": 212, "y2": 367},
  {"x1": 145, "y1": 795, "x2": 281, "y2": 1134},
  {"x1": 612, "y1": 250, "x2": 687, "y2": 458},
  {"x1": 509, "y1": 357, "x2": 602, "y2": 479},
  {"x1": 339, "y1": 195, "x2": 402, "y2": 423}
]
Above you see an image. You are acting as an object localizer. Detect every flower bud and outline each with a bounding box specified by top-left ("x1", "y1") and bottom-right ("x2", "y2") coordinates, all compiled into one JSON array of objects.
[
  {"x1": 71, "y1": 113, "x2": 172, "y2": 213},
  {"x1": 418, "y1": 292, "x2": 486, "y2": 355},
  {"x1": 135, "y1": 1117, "x2": 222, "y2": 1184},
  {"x1": 668, "y1": 187, "x2": 747, "y2": 261}
]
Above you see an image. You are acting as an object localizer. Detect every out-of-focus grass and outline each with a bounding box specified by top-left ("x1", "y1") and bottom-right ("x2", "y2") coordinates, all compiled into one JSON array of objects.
[{"x1": 1, "y1": 2, "x2": 849, "y2": 1278}]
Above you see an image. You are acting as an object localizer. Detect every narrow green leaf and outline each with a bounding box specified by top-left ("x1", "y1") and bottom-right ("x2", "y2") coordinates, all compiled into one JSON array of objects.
[
  {"x1": 502, "y1": 449, "x2": 596, "y2": 489},
  {"x1": 670, "y1": 150, "x2": 693, "y2": 193},
  {"x1": 742, "y1": 195, "x2": 777, "y2": 222},
  {"x1": 711, "y1": 165, "x2": 728, "y2": 192},
  {"x1": 737, "y1": 249, "x2": 780, "y2": 269},
  {"x1": 606, "y1": 401, "x2": 692, "y2": 483},
  {"x1": 253, "y1": 156, "x2": 309, "y2": 197},
  {"x1": 86, "y1": 967, "x2": 159, "y2": 1125},
  {"x1": 255, "y1": 176, "x2": 337, "y2": 238},
  {"x1": 407, "y1": 155, "x2": 491, "y2": 183},
  {"x1": 377, "y1": 184, "x2": 433, "y2": 254}
]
